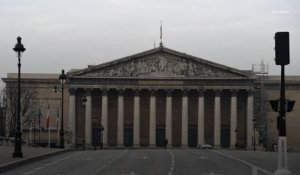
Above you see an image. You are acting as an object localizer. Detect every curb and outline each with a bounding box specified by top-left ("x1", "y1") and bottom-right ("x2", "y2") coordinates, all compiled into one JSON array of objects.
[{"x1": 0, "y1": 149, "x2": 70, "y2": 173}]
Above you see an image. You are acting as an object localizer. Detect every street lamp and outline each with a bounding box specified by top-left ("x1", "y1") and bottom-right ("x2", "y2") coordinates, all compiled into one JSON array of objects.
[
  {"x1": 13, "y1": 36, "x2": 25, "y2": 158},
  {"x1": 55, "y1": 69, "x2": 66, "y2": 148},
  {"x1": 253, "y1": 118, "x2": 257, "y2": 151}
]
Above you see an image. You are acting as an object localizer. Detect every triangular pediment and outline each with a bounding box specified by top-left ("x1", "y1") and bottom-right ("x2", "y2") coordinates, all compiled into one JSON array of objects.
[{"x1": 70, "y1": 47, "x2": 254, "y2": 79}]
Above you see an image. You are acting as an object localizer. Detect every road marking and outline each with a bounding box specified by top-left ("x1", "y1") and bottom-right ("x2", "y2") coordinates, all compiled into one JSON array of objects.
[
  {"x1": 23, "y1": 171, "x2": 34, "y2": 175},
  {"x1": 90, "y1": 149, "x2": 128, "y2": 175},
  {"x1": 200, "y1": 156, "x2": 207, "y2": 160},
  {"x1": 211, "y1": 150, "x2": 273, "y2": 175},
  {"x1": 203, "y1": 172, "x2": 219, "y2": 175},
  {"x1": 22, "y1": 151, "x2": 83, "y2": 175},
  {"x1": 142, "y1": 156, "x2": 149, "y2": 160},
  {"x1": 123, "y1": 172, "x2": 140, "y2": 175},
  {"x1": 167, "y1": 149, "x2": 175, "y2": 175}
]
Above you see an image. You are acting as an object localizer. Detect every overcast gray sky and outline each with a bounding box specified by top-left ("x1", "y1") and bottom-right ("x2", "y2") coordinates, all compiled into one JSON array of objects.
[{"x1": 1, "y1": 0, "x2": 299, "y2": 86}]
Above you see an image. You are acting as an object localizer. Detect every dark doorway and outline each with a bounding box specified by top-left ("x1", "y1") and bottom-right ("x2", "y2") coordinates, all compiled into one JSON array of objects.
[
  {"x1": 156, "y1": 128, "x2": 165, "y2": 147},
  {"x1": 188, "y1": 128, "x2": 197, "y2": 147},
  {"x1": 124, "y1": 128, "x2": 133, "y2": 147},
  {"x1": 92, "y1": 127, "x2": 101, "y2": 147},
  {"x1": 221, "y1": 128, "x2": 230, "y2": 148}
]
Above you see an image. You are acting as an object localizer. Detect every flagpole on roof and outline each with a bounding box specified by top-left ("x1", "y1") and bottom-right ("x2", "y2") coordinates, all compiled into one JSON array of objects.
[{"x1": 160, "y1": 21, "x2": 163, "y2": 47}]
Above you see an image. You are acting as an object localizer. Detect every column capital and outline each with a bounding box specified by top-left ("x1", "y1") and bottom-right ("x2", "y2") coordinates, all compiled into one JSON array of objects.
[
  {"x1": 230, "y1": 89, "x2": 237, "y2": 97},
  {"x1": 69, "y1": 88, "x2": 76, "y2": 95},
  {"x1": 150, "y1": 89, "x2": 156, "y2": 96},
  {"x1": 101, "y1": 88, "x2": 108, "y2": 96},
  {"x1": 85, "y1": 88, "x2": 92, "y2": 96},
  {"x1": 134, "y1": 89, "x2": 140, "y2": 96},
  {"x1": 247, "y1": 89, "x2": 253, "y2": 96},
  {"x1": 118, "y1": 89, "x2": 124, "y2": 96},
  {"x1": 214, "y1": 89, "x2": 221, "y2": 97},
  {"x1": 198, "y1": 90, "x2": 205, "y2": 97},
  {"x1": 182, "y1": 89, "x2": 188, "y2": 97},
  {"x1": 166, "y1": 90, "x2": 172, "y2": 97}
]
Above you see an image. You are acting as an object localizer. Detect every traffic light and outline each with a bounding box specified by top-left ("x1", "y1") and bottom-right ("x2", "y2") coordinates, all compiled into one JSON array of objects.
[
  {"x1": 275, "y1": 32, "x2": 290, "y2": 65},
  {"x1": 270, "y1": 100, "x2": 279, "y2": 112},
  {"x1": 286, "y1": 100, "x2": 296, "y2": 112},
  {"x1": 270, "y1": 99, "x2": 296, "y2": 112}
]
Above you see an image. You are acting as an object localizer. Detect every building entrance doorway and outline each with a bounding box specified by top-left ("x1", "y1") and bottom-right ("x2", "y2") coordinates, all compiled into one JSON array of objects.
[
  {"x1": 156, "y1": 128, "x2": 165, "y2": 147},
  {"x1": 124, "y1": 128, "x2": 133, "y2": 147}
]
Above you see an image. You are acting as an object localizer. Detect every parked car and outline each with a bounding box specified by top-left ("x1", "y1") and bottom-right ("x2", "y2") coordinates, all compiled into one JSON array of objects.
[{"x1": 198, "y1": 143, "x2": 213, "y2": 149}]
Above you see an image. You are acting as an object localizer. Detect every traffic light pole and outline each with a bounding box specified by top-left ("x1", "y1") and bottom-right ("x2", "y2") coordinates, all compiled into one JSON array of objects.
[
  {"x1": 279, "y1": 65, "x2": 286, "y2": 137},
  {"x1": 274, "y1": 65, "x2": 291, "y2": 175}
]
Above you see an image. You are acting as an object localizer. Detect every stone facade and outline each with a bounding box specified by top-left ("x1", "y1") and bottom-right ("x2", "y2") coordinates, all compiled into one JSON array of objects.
[{"x1": 2, "y1": 46, "x2": 300, "y2": 150}]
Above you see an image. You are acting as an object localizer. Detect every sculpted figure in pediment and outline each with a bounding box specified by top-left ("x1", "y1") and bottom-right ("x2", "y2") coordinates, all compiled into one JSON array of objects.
[{"x1": 158, "y1": 56, "x2": 168, "y2": 72}]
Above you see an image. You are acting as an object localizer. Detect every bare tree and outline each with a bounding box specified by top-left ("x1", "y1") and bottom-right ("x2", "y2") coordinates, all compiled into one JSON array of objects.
[
  {"x1": 4, "y1": 85, "x2": 39, "y2": 137},
  {"x1": 0, "y1": 86, "x2": 6, "y2": 136}
]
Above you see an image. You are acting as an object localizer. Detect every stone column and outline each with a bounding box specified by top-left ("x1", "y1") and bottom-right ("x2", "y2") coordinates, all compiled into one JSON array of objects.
[
  {"x1": 230, "y1": 90, "x2": 237, "y2": 149},
  {"x1": 214, "y1": 90, "x2": 221, "y2": 148},
  {"x1": 181, "y1": 90, "x2": 188, "y2": 148},
  {"x1": 165, "y1": 90, "x2": 172, "y2": 147},
  {"x1": 149, "y1": 90, "x2": 156, "y2": 147},
  {"x1": 85, "y1": 89, "x2": 92, "y2": 146},
  {"x1": 117, "y1": 89, "x2": 124, "y2": 147},
  {"x1": 68, "y1": 88, "x2": 76, "y2": 146},
  {"x1": 247, "y1": 90, "x2": 254, "y2": 149},
  {"x1": 197, "y1": 90, "x2": 205, "y2": 146},
  {"x1": 133, "y1": 90, "x2": 140, "y2": 147},
  {"x1": 101, "y1": 89, "x2": 108, "y2": 148}
]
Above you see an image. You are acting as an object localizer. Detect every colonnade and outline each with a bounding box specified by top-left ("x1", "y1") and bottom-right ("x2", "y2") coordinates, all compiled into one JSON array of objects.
[{"x1": 68, "y1": 88, "x2": 254, "y2": 148}]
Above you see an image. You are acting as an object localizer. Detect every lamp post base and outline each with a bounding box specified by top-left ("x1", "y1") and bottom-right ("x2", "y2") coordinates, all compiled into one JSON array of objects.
[
  {"x1": 13, "y1": 131, "x2": 23, "y2": 158},
  {"x1": 274, "y1": 137, "x2": 291, "y2": 175},
  {"x1": 13, "y1": 152, "x2": 23, "y2": 158},
  {"x1": 274, "y1": 169, "x2": 291, "y2": 175}
]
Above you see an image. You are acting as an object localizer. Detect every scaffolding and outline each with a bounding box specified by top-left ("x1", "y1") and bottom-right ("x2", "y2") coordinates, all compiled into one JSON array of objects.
[{"x1": 252, "y1": 60, "x2": 269, "y2": 150}]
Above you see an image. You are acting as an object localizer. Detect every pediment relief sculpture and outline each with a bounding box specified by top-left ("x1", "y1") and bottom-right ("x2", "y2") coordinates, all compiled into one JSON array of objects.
[{"x1": 77, "y1": 52, "x2": 245, "y2": 78}]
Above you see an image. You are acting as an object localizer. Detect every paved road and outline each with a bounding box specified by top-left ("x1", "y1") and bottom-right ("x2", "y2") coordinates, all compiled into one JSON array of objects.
[{"x1": 2, "y1": 149, "x2": 299, "y2": 175}]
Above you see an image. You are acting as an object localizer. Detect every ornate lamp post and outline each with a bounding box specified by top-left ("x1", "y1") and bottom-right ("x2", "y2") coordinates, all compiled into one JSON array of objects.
[
  {"x1": 55, "y1": 69, "x2": 66, "y2": 148},
  {"x1": 252, "y1": 118, "x2": 257, "y2": 151},
  {"x1": 13, "y1": 36, "x2": 25, "y2": 158}
]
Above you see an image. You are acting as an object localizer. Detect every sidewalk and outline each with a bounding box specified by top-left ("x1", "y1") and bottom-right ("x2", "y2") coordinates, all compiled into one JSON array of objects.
[{"x1": 0, "y1": 146, "x2": 68, "y2": 172}]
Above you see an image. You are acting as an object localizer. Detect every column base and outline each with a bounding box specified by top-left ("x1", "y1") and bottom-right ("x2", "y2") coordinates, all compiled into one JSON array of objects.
[
  {"x1": 133, "y1": 144, "x2": 140, "y2": 149},
  {"x1": 229, "y1": 145, "x2": 237, "y2": 150},
  {"x1": 148, "y1": 144, "x2": 157, "y2": 149},
  {"x1": 65, "y1": 143, "x2": 76, "y2": 149},
  {"x1": 84, "y1": 144, "x2": 94, "y2": 150},
  {"x1": 116, "y1": 145, "x2": 125, "y2": 149},
  {"x1": 166, "y1": 145, "x2": 173, "y2": 149},
  {"x1": 180, "y1": 145, "x2": 189, "y2": 149},
  {"x1": 246, "y1": 146, "x2": 254, "y2": 150},
  {"x1": 213, "y1": 145, "x2": 221, "y2": 149},
  {"x1": 102, "y1": 144, "x2": 109, "y2": 149}
]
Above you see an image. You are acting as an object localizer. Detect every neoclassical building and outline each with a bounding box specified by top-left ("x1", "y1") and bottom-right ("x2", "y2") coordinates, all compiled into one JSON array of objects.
[
  {"x1": 2, "y1": 46, "x2": 300, "y2": 150},
  {"x1": 67, "y1": 46, "x2": 255, "y2": 149}
]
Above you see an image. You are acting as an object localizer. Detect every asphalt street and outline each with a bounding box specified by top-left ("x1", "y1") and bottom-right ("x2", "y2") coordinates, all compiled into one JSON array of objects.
[{"x1": 2, "y1": 149, "x2": 299, "y2": 175}]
